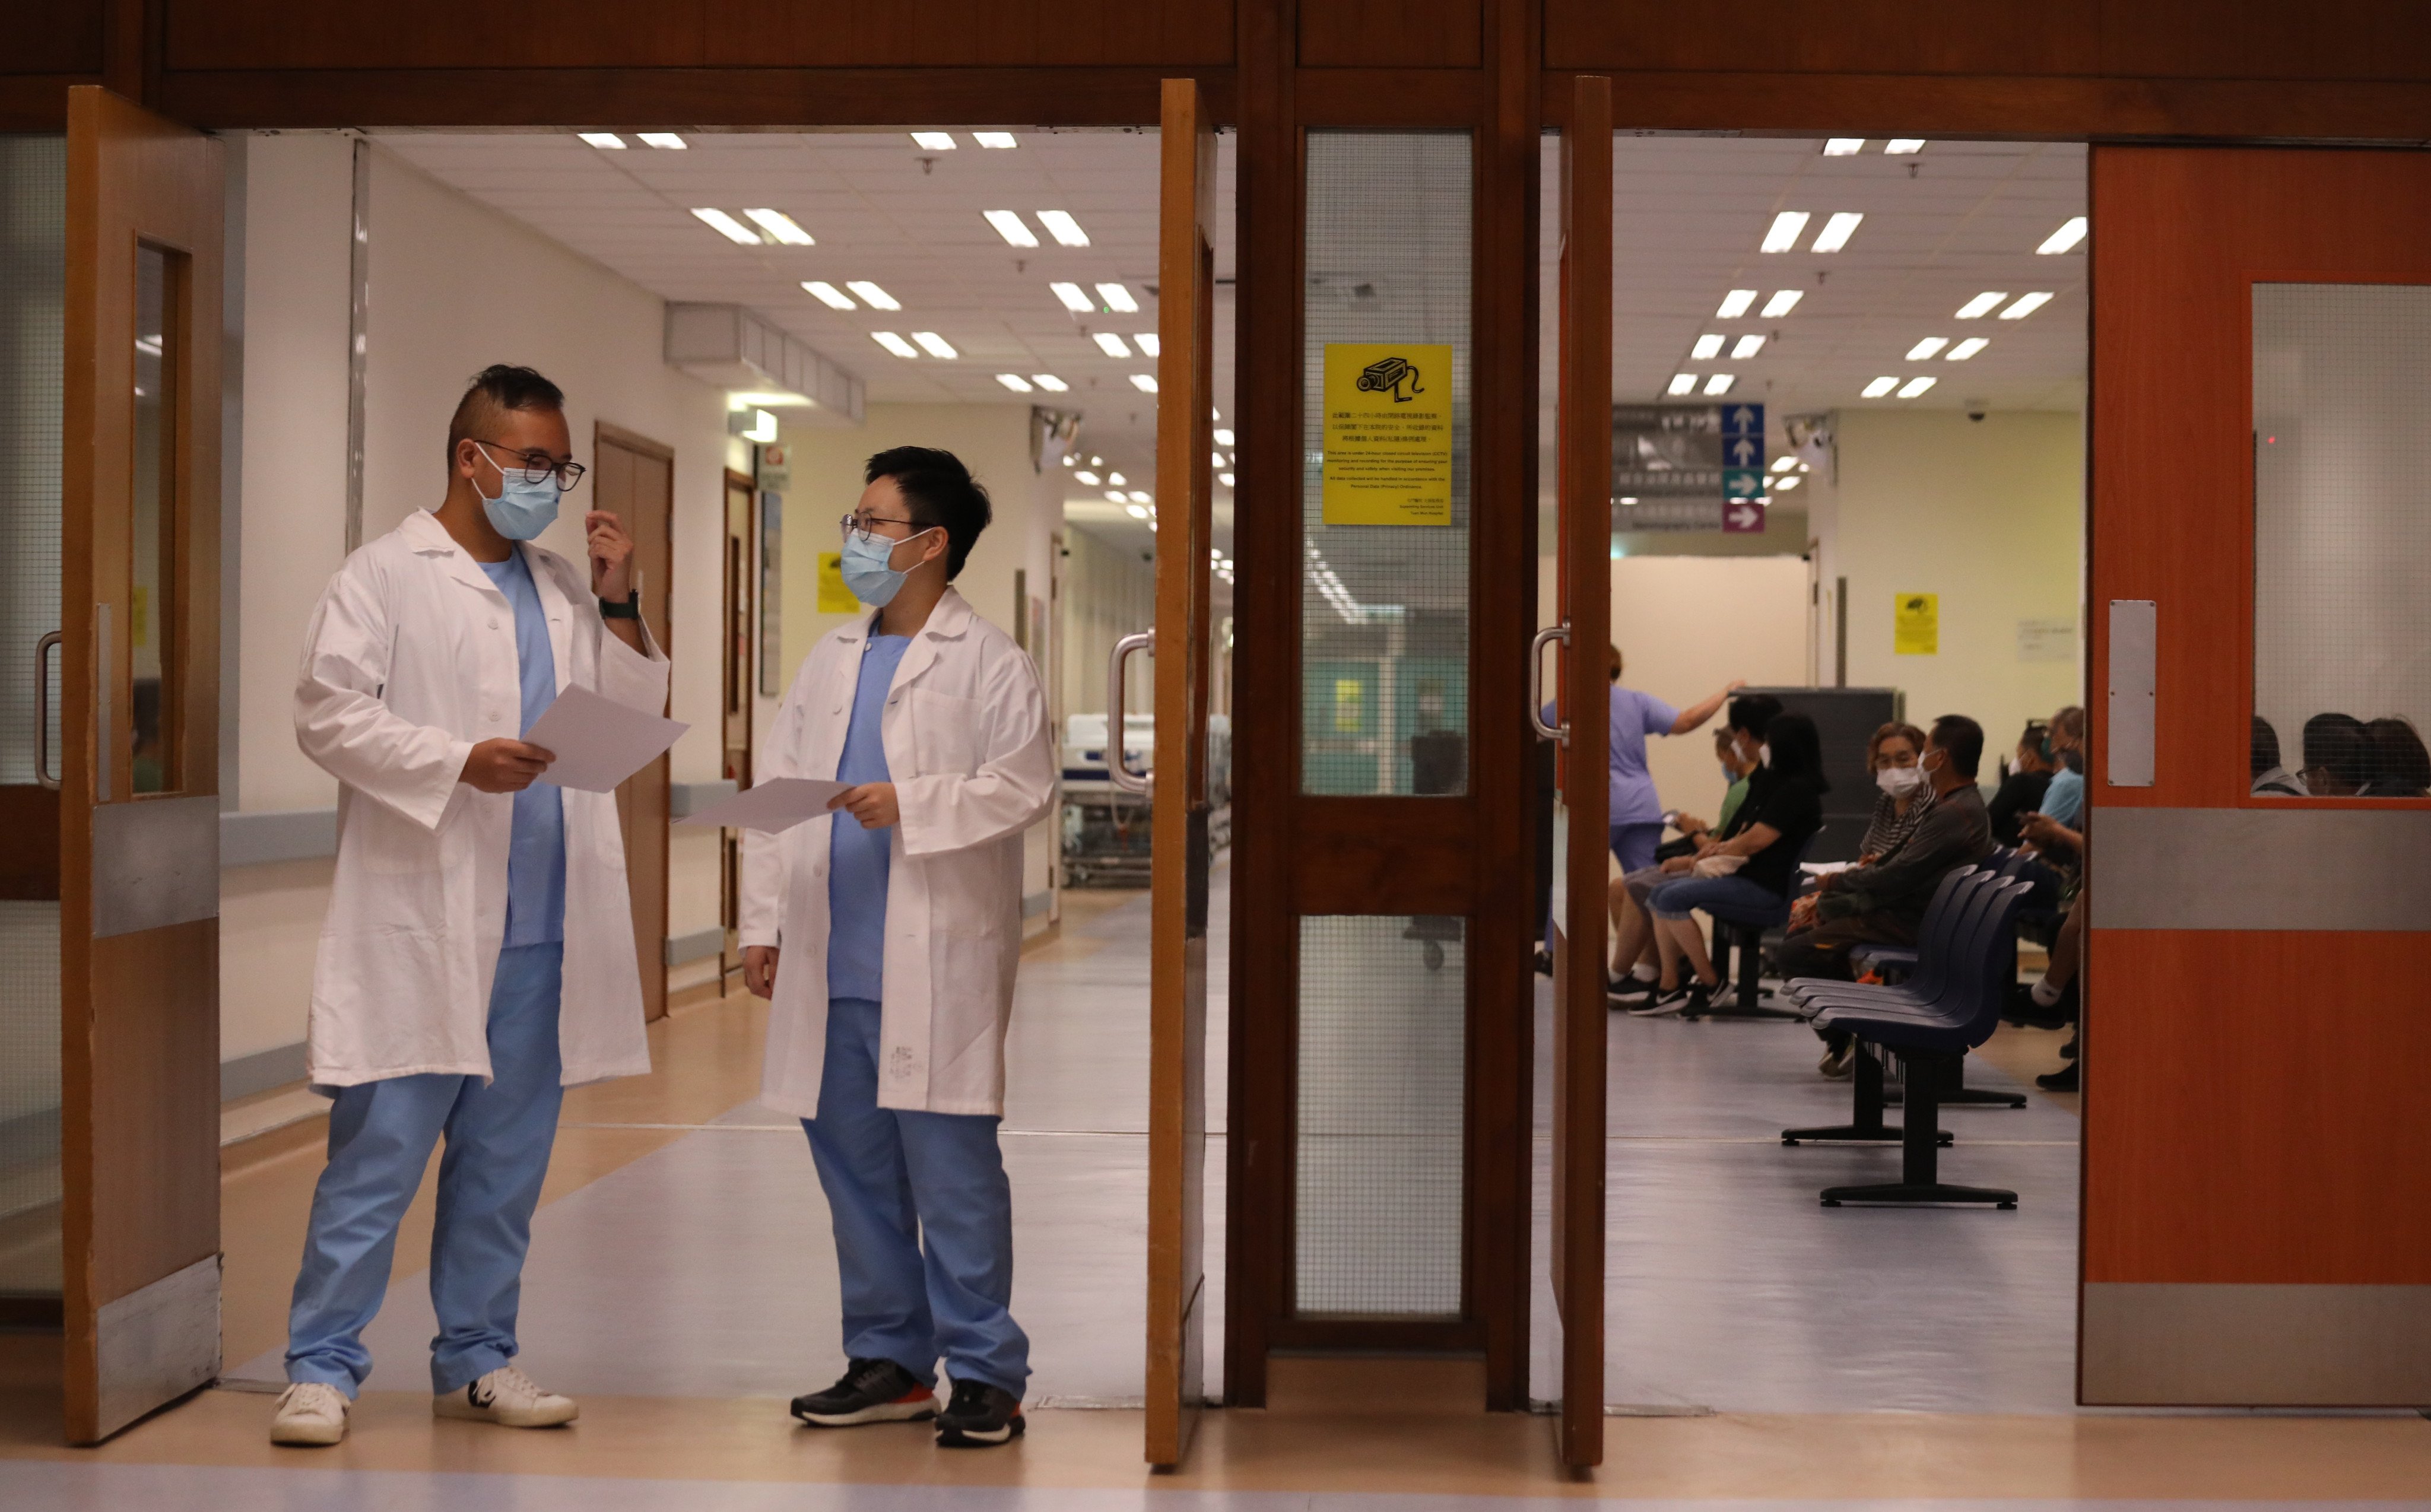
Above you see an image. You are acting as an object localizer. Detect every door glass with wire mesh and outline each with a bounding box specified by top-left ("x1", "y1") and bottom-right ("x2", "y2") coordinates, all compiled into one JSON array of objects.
[{"x1": 2251, "y1": 283, "x2": 2431, "y2": 801}]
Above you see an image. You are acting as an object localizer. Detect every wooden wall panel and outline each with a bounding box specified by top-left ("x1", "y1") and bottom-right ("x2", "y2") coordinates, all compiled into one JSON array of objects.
[
  {"x1": 2098, "y1": 1, "x2": 2431, "y2": 80},
  {"x1": 165, "y1": 0, "x2": 709, "y2": 69},
  {"x1": 1545, "y1": 0, "x2": 2100, "y2": 76},
  {"x1": 5, "y1": 0, "x2": 107, "y2": 75},
  {"x1": 710, "y1": 1, "x2": 1233, "y2": 68},
  {"x1": 1300, "y1": 0, "x2": 1480, "y2": 69},
  {"x1": 84, "y1": 918, "x2": 220, "y2": 1303},
  {"x1": 2083, "y1": 929, "x2": 2431, "y2": 1285}
]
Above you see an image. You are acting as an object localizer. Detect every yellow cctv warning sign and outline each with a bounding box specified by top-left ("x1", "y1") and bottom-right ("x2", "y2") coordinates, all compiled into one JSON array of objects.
[
  {"x1": 1321, "y1": 342, "x2": 1455, "y2": 526},
  {"x1": 818, "y1": 551, "x2": 859, "y2": 613},
  {"x1": 1894, "y1": 592, "x2": 1940, "y2": 656}
]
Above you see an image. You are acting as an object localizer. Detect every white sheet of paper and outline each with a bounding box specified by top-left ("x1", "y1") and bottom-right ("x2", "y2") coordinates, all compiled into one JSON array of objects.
[
  {"x1": 676, "y1": 777, "x2": 853, "y2": 834},
  {"x1": 523, "y1": 685, "x2": 688, "y2": 793}
]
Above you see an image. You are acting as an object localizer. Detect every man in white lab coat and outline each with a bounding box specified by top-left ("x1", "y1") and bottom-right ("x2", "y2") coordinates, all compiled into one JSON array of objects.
[
  {"x1": 269, "y1": 365, "x2": 669, "y2": 1447},
  {"x1": 741, "y1": 446, "x2": 1056, "y2": 1449}
]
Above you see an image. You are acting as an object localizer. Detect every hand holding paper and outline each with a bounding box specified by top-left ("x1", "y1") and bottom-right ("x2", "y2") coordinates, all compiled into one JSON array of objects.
[
  {"x1": 677, "y1": 777, "x2": 853, "y2": 834},
  {"x1": 521, "y1": 685, "x2": 688, "y2": 792}
]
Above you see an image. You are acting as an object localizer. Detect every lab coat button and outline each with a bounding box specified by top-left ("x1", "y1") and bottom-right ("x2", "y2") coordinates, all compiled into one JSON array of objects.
[{"x1": 488, "y1": 618, "x2": 500, "y2": 630}]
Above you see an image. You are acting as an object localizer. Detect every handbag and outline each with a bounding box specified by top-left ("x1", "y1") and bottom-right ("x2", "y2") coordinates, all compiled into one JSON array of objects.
[{"x1": 1691, "y1": 853, "x2": 1747, "y2": 879}]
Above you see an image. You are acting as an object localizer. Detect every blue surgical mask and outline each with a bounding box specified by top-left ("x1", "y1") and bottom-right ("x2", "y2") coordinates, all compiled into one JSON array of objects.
[
  {"x1": 840, "y1": 528, "x2": 936, "y2": 607},
  {"x1": 474, "y1": 450, "x2": 561, "y2": 541}
]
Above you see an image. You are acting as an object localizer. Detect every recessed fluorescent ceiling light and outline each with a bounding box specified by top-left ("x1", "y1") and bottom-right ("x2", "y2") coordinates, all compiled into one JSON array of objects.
[
  {"x1": 1129, "y1": 491, "x2": 1153, "y2": 504},
  {"x1": 1906, "y1": 337, "x2": 1949, "y2": 360},
  {"x1": 743, "y1": 208, "x2": 814, "y2": 245},
  {"x1": 730, "y1": 391, "x2": 810, "y2": 408},
  {"x1": 1049, "y1": 282, "x2": 1094, "y2": 312},
  {"x1": 1691, "y1": 333, "x2": 1725, "y2": 360},
  {"x1": 2038, "y1": 215, "x2": 2089, "y2": 255},
  {"x1": 1999, "y1": 291, "x2": 2054, "y2": 320},
  {"x1": 1214, "y1": 428, "x2": 1235, "y2": 446},
  {"x1": 1096, "y1": 282, "x2": 1139, "y2": 313},
  {"x1": 1811, "y1": 211, "x2": 1864, "y2": 253},
  {"x1": 1823, "y1": 138, "x2": 1865, "y2": 156},
  {"x1": 1219, "y1": 472, "x2": 1235, "y2": 487},
  {"x1": 1211, "y1": 451, "x2": 1227, "y2": 468},
  {"x1": 1108, "y1": 472, "x2": 1125, "y2": 485},
  {"x1": 637, "y1": 132, "x2": 687, "y2": 149},
  {"x1": 872, "y1": 331, "x2": 920, "y2": 358},
  {"x1": 1075, "y1": 471, "x2": 1100, "y2": 485},
  {"x1": 983, "y1": 211, "x2": 1039, "y2": 247},
  {"x1": 995, "y1": 374, "x2": 1033, "y2": 392},
  {"x1": 1126, "y1": 503, "x2": 1150, "y2": 518},
  {"x1": 690, "y1": 208, "x2": 760, "y2": 245},
  {"x1": 1093, "y1": 333, "x2": 1132, "y2": 358},
  {"x1": 845, "y1": 281, "x2": 900, "y2": 311},
  {"x1": 577, "y1": 132, "x2": 626, "y2": 149},
  {"x1": 1667, "y1": 373, "x2": 1698, "y2": 396},
  {"x1": 1898, "y1": 376, "x2": 1937, "y2": 398},
  {"x1": 1704, "y1": 373, "x2": 1735, "y2": 396},
  {"x1": 911, "y1": 132, "x2": 956, "y2": 150},
  {"x1": 1886, "y1": 138, "x2": 1927, "y2": 154},
  {"x1": 911, "y1": 331, "x2": 957, "y2": 359},
  {"x1": 1130, "y1": 374, "x2": 1159, "y2": 392},
  {"x1": 1762, "y1": 212, "x2": 1811, "y2": 253},
  {"x1": 802, "y1": 281, "x2": 855, "y2": 309},
  {"x1": 1956, "y1": 291, "x2": 2009, "y2": 319},
  {"x1": 1032, "y1": 374, "x2": 1068, "y2": 392},
  {"x1": 1136, "y1": 333, "x2": 1161, "y2": 357},
  {"x1": 1717, "y1": 289, "x2": 1759, "y2": 317},
  {"x1": 1769, "y1": 456, "x2": 1796, "y2": 472},
  {"x1": 1947, "y1": 337, "x2": 1989, "y2": 360},
  {"x1": 1107, "y1": 490, "x2": 1129, "y2": 503},
  {"x1": 1773, "y1": 474, "x2": 1802, "y2": 490},
  {"x1": 973, "y1": 132, "x2": 1018, "y2": 149},
  {"x1": 1037, "y1": 211, "x2": 1091, "y2": 247},
  {"x1": 1732, "y1": 334, "x2": 1765, "y2": 359},
  {"x1": 1761, "y1": 289, "x2": 1802, "y2": 317},
  {"x1": 1862, "y1": 376, "x2": 1899, "y2": 397}
]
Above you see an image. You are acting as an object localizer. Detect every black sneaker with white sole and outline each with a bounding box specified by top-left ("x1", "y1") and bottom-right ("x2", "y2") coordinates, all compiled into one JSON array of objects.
[
  {"x1": 934, "y1": 1378, "x2": 1025, "y2": 1448},
  {"x1": 789, "y1": 1358, "x2": 937, "y2": 1428}
]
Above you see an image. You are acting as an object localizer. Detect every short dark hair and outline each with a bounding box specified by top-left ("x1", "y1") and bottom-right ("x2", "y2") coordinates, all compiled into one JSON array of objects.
[
  {"x1": 2303, "y1": 712, "x2": 2370, "y2": 791},
  {"x1": 447, "y1": 364, "x2": 564, "y2": 465},
  {"x1": 1760, "y1": 711, "x2": 1829, "y2": 792},
  {"x1": 867, "y1": 445, "x2": 992, "y2": 579},
  {"x1": 1929, "y1": 714, "x2": 1986, "y2": 779},
  {"x1": 2249, "y1": 716, "x2": 2282, "y2": 779},
  {"x1": 2366, "y1": 717, "x2": 2431, "y2": 796},
  {"x1": 1727, "y1": 692, "x2": 1784, "y2": 739}
]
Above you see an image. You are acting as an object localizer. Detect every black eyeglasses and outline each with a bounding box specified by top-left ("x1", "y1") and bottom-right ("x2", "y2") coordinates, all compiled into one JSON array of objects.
[
  {"x1": 840, "y1": 512, "x2": 923, "y2": 544},
  {"x1": 473, "y1": 439, "x2": 586, "y2": 491}
]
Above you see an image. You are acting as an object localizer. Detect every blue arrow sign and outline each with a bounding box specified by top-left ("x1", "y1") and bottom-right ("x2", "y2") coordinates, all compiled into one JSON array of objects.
[
  {"x1": 1720, "y1": 402, "x2": 1764, "y2": 437},
  {"x1": 1726, "y1": 434, "x2": 1762, "y2": 468}
]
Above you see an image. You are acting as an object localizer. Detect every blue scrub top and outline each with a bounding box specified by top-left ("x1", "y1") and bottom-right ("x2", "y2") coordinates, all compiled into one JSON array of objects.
[
  {"x1": 480, "y1": 548, "x2": 566, "y2": 947},
  {"x1": 2040, "y1": 765, "x2": 2085, "y2": 825},
  {"x1": 1606, "y1": 685, "x2": 1679, "y2": 825},
  {"x1": 828, "y1": 628, "x2": 912, "y2": 1003}
]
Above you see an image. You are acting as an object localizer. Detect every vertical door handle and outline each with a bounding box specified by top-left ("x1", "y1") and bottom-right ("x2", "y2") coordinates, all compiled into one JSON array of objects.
[
  {"x1": 1107, "y1": 630, "x2": 1154, "y2": 794},
  {"x1": 1529, "y1": 623, "x2": 1570, "y2": 744},
  {"x1": 34, "y1": 631, "x2": 62, "y2": 790}
]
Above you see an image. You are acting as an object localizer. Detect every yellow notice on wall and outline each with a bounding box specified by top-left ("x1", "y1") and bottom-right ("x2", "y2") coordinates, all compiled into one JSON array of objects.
[
  {"x1": 817, "y1": 551, "x2": 859, "y2": 614},
  {"x1": 1334, "y1": 678, "x2": 1365, "y2": 733},
  {"x1": 1894, "y1": 592, "x2": 1940, "y2": 656},
  {"x1": 1321, "y1": 342, "x2": 1454, "y2": 526}
]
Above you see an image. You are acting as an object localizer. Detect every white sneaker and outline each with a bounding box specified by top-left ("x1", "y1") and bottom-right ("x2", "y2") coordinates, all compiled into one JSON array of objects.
[
  {"x1": 433, "y1": 1364, "x2": 579, "y2": 1428},
  {"x1": 269, "y1": 1381, "x2": 349, "y2": 1446}
]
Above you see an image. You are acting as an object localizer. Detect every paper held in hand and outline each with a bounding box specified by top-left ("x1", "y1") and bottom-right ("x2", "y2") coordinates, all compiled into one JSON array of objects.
[
  {"x1": 677, "y1": 777, "x2": 853, "y2": 834},
  {"x1": 522, "y1": 685, "x2": 689, "y2": 793}
]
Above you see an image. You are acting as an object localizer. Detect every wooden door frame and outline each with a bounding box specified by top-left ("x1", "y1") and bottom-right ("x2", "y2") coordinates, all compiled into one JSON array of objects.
[{"x1": 595, "y1": 420, "x2": 674, "y2": 1022}]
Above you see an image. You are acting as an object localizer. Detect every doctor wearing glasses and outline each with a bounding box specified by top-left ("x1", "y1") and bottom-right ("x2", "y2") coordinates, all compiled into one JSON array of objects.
[
  {"x1": 741, "y1": 446, "x2": 1056, "y2": 1449},
  {"x1": 270, "y1": 364, "x2": 668, "y2": 1448}
]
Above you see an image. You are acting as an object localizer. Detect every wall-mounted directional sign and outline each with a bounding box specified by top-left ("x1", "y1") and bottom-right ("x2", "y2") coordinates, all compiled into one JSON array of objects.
[
  {"x1": 1723, "y1": 499, "x2": 1766, "y2": 533},
  {"x1": 1613, "y1": 401, "x2": 1767, "y2": 532}
]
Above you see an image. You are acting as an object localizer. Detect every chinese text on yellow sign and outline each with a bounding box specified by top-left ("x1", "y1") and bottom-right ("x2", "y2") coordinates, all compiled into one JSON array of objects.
[
  {"x1": 1894, "y1": 593, "x2": 1940, "y2": 656},
  {"x1": 1321, "y1": 342, "x2": 1454, "y2": 526}
]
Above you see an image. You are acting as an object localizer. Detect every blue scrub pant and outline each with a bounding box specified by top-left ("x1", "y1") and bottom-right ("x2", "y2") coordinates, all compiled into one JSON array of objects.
[
  {"x1": 803, "y1": 996, "x2": 1030, "y2": 1396},
  {"x1": 285, "y1": 942, "x2": 565, "y2": 1397}
]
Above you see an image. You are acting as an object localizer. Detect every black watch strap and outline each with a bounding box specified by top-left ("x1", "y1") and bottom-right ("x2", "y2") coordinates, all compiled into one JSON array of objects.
[{"x1": 599, "y1": 590, "x2": 642, "y2": 621}]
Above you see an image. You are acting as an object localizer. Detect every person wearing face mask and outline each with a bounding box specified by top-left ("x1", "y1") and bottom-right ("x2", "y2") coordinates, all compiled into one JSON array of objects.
[
  {"x1": 740, "y1": 447, "x2": 1055, "y2": 1450},
  {"x1": 1854, "y1": 721, "x2": 1933, "y2": 864},
  {"x1": 274, "y1": 366, "x2": 668, "y2": 1447}
]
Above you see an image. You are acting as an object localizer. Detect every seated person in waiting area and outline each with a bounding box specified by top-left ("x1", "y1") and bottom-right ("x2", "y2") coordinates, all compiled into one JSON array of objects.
[
  {"x1": 1659, "y1": 726, "x2": 1756, "y2": 858},
  {"x1": 2251, "y1": 716, "x2": 2306, "y2": 796},
  {"x1": 2362, "y1": 717, "x2": 2431, "y2": 797},
  {"x1": 2036, "y1": 704, "x2": 2087, "y2": 825},
  {"x1": 2298, "y1": 712, "x2": 2372, "y2": 796},
  {"x1": 1988, "y1": 720, "x2": 2056, "y2": 844},
  {"x1": 1623, "y1": 712, "x2": 1830, "y2": 1018},
  {"x1": 1608, "y1": 693, "x2": 1782, "y2": 999},
  {"x1": 1853, "y1": 720, "x2": 1932, "y2": 865},
  {"x1": 1776, "y1": 714, "x2": 1994, "y2": 1076}
]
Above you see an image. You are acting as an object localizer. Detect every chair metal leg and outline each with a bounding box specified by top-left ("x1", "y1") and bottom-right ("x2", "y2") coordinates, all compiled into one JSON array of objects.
[
  {"x1": 1686, "y1": 926, "x2": 1804, "y2": 1022},
  {"x1": 1883, "y1": 1050, "x2": 2029, "y2": 1110},
  {"x1": 1785, "y1": 1044, "x2": 1948, "y2": 1146},
  {"x1": 1821, "y1": 1050, "x2": 2017, "y2": 1208}
]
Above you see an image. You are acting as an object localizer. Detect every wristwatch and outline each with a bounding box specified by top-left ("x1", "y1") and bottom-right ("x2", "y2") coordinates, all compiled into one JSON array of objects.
[{"x1": 599, "y1": 589, "x2": 642, "y2": 620}]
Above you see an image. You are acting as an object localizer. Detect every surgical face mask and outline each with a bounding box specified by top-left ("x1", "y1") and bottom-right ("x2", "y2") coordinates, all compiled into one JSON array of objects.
[
  {"x1": 839, "y1": 527, "x2": 937, "y2": 607},
  {"x1": 1877, "y1": 765, "x2": 1925, "y2": 797},
  {"x1": 472, "y1": 447, "x2": 562, "y2": 541},
  {"x1": 1759, "y1": 744, "x2": 1773, "y2": 768}
]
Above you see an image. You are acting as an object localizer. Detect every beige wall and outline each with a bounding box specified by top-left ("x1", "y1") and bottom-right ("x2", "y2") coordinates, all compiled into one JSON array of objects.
[
  {"x1": 221, "y1": 135, "x2": 741, "y2": 1077},
  {"x1": 1810, "y1": 409, "x2": 2086, "y2": 773},
  {"x1": 1059, "y1": 523, "x2": 1157, "y2": 720},
  {"x1": 1613, "y1": 555, "x2": 1811, "y2": 822}
]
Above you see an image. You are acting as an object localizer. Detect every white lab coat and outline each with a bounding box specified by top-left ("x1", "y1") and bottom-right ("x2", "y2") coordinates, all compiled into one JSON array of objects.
[
  {"x1": 741, "y1": 589, "x2": 1056, "y2": 1117},
  {"x1": 294, "y1": 508, "x2": 671, "y2": 1090}
]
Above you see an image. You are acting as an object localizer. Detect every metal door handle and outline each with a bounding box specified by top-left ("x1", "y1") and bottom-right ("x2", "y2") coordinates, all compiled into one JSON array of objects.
[
  {"x1": 1528, "y1": 623, "x2": 1570, "y2": 744},
  {"x1": 1106, "y1": 630, "x2": 1154, "y2": 794},
  {"x1": 34, "y1": 631, "x2": 62, "y2": 790}
]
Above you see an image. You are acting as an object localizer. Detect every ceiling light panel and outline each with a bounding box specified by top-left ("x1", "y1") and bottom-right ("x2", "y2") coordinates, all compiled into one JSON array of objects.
[
  {"x1": 1031, "y1": 374, "x2": 1068, "y2": 392},
  {"x1": 1956, "y1": 291, "x2": 2008, "y2": 319},
  {"x1": 1717, "y1": 289, "x2": 1758, "y2": 317},
  {"x1": 1130, "y1": 374, "x2": 1159, "y2": 392},
  {"x1": 1862, "y1": 376, "x2": 1899, "y2": 398},
  {"x1": 995, "y1": 374, "x2": 1033, "y2": 392},
  {"x1": 1049, "y1": 282, "x2": 1094, "y2": 312},
  {"x1": 1811, "y1": 211, "x2": 1864, "y2": 252},
  {"x1": 1769, "y1": 456, "x2": 1795, "y2": 472},
  {"x1": 1214, "y1": 428, "x2": 1236, "y2": 446},
  {"x1": 1093, "y1": 333, "x2": 1132, "y2": 357},
  {"x1": 983, "y1": 211, "x2": 1039, "y2": 248},
  {"x1": 1125, "y1": 503, "x2": 1149, "y2": 518},
  {"x1": 1129, "y1": 491, "x2": 1153, "y2": 504},
  {"x1": 973, "y1": 132, "x2": 1018, "y2": 149},
  {"x1": 1219, "y1": 472, "x2": 1235, "y2": 487},
  {"x1": 1703, "y1": 373, "x2": 1735, "y2": 395},
  {"x1": 1761, "y1": 212, "x2": 1810, "y2": 253},
  {"x1": 802, "y1": 281, "x2": 855, "y2": 309},
  {"x1": 1906, "y1": 337, "x2": 1948, "y2": 360},
  {"x1": 1136, "y1": 333, "x2": 1161, "y2": 357},
  {"x1": 1667, "y1": 373, "x2": 1697, "y2": 396},
  {"x1": 1760, "y1": 290, "x2": 1802, "y2": 317},
  {"x1": 910, "y1": 132, "x2": 956, "y2": 151},
  {"x1": 690, "y1": 208, "x2": 760, "y2": 245},
  {"x1": 1898, "y1": 376, "x2": 1937, "y2": 398},
  {"x1": 1823, "y1": 139, "x2": 1865, "y2": 157},
  {"x1": 1999, "y1": 291, "x2": 2054, "y2": 320},
  {"x1": 1107, "y1": 472, "x2": 1125, "y2": 485},
  {"x1": 1096, "y1": 282, "x2": 1139, "y2": 313},
  {"x1": 1885, "y1": 138, "x2": 1927, "y2": 154},
  {"x1": 1947, "y1": 337, "x2": 1989, "y2": 360},
  {"x1": 1037, "y1": 211, "x2": 1091, "y2": 247},
  {"x1": 577, "y1": 132, "x2": 626, "y2": 149},
  {"x1": 1773, "y1": 474, "x2": 1802, "y2": 490},
  {"x1": 1731, "y1": 334, "x2": 1764, "y2": 359},
  {"x1": 910, "y1": 331, "x2": 957, "y2": 359},
  {"x1": 1691, "y1": 333, "x2": 1725, "y2": 360},
  {"x1": 742, "y1": 208, "x2": 814, "y2": 245},
  {"x1": 846, "y1": 281, "x2": 900, "y2": 311},
  {"x1": 2037, "y1": 215, "x2": 2089, "y2": 254},
  {"x1": 872, "y1": 332, "x2": 919, "y2": 358},
  {"x1": 637, "y1": 133, "x2": 687, "y2": 150},
  {"x1": 1074, "y1": 471, "x2": 1100, "y2": 485}
]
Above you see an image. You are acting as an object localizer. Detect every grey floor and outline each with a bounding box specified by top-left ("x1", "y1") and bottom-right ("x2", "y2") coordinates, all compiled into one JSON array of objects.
[{"x1": 231, "y1": 871, "x2": 2080, "y2": 1415}]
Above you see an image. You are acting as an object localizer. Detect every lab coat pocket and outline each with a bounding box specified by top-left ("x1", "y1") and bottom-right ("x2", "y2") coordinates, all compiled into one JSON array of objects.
[{"x1": 906, "y1": 688, "x2": 982, "y2": 777}]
